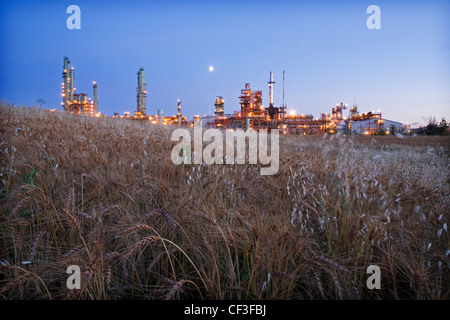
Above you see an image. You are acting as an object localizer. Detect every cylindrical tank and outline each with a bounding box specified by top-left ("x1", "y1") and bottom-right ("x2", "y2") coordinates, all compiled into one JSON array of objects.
[
  {"x1": 69, "y1": 67, "x2": 74, "y2": 100},
  {"x1": 62, "y1": 57, "x2": 70, "y2": 110},
  {"x1": 245, "y1": 118, "x2": 250, "y2": 131},
  {"x1": 157, "y1": 109, "x2": 163, "y2": 124},
  {"x1": 138, "y1": 68, "x2": 145, "y2": 88},
  {"x1": 93, "y1": 81, "x2": 98, "y2": 114},
  {"x1": 137, "y1": 68, "x2": 146, "y2": 114}
]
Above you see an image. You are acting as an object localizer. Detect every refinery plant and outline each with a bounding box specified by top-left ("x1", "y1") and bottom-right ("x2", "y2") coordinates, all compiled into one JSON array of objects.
[
  {"x1": 61, "y1": 57, "x2": 98, "y2": 115},
  {"x1": 60, "y1": 57, "x2": 406, "y2": 135}
]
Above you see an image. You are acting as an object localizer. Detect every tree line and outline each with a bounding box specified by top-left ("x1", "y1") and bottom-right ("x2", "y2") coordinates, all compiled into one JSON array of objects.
[{"x1": 417, "y1": 117, "x2": 449, "y2": 135}]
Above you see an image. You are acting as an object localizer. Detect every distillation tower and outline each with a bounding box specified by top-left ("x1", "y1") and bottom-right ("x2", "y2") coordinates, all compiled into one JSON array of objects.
[
  {"x1": 61, "y1": 57, "x2": 97, "y2": 115},
  {"x1": 136, "y1": 67, "x2": 147, "y2": 115}
]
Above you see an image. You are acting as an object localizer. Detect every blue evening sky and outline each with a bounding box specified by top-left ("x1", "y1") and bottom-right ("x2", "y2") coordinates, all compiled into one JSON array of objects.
[{"x1": 1, "y1": 0, "x2": 449, "y2": 126}]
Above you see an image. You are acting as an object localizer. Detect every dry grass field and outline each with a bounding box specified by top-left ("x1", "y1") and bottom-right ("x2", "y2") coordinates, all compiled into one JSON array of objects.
[{"x1": 0, "y1": 103, "x2": 449, "y2": 300}]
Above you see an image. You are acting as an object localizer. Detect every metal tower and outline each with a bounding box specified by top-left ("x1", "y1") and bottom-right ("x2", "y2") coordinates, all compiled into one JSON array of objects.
[
  {"x1": 177, "y1": 99, "x2": 181, "y2": 125},
  {"x1": 268, "y1": 71, "x2": 275, "y2": 107},
  {"x1": 62, "y1": 57, "x2": 70, "y2": 110},
  {"x1": 137, "y1": 67, "x2": 147, "y2": 115},
  {"x1": 214, "y1": 96, "x2": 224, "y2": 116},
  {"x1": 93, "y1": 81, "x2": 98, "y2": 114}
]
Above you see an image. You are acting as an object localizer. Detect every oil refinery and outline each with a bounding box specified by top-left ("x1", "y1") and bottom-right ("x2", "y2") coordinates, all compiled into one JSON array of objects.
[
  {"x1": 60, "y1": 57, "x2": 406, "y2": 135},
  {"x1": 61, "y1": 57, "x2": 98, "y2": 116}
]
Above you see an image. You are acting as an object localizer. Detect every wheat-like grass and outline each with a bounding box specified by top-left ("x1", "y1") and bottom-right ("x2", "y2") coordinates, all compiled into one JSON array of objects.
[
  {"x1": 128, "y1": 236, "x2": 161, "y2": 257},
  {"x1": 119, "y1": 224, "x2": 153, "y2": 237},
  {"x1": 0, "y1": 102, "x2": 449, "y2": 300},
  {"x1": 164, "y1": 279, "x2": 187, "y2": 300}
]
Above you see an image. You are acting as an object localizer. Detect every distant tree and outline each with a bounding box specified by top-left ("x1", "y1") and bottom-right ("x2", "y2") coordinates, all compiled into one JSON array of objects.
[
  {"x1": 390, "y1": 125, "x2": 396, "y2": 135},
  {"x1": 36, "y1": 98, "x2": 46, "y2": 107},
  {"x1": 425, "y1": 117, "x2": 435, "y2": 134},
  {"x1": 438, "y1": 117, "x2": 448, "y2": 134},
  {"x1": 419, "y1": 116, "x2": 449, "y2": 135}
]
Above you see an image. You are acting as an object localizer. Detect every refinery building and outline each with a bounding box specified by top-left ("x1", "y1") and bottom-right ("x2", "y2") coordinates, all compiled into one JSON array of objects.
[{"x1": 59, "y1": 57, "x2": 407, "y2": 135}]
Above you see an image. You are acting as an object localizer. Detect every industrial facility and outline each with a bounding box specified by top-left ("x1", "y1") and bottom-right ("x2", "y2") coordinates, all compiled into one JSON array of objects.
[
  {"x1": 201, "y1": 71, "x2": 403, "y2": 135},
  {"x1": 116, "y1": 66, "x2": 188, "y2": 126},
  {"x1": 350, "y1": 117, "x2": 403, "y2": 135},
  {"x1": 61, "y1": 57, "x2": 98, "y2": 115},
  {"x1": 59, "y1": 57, "x2": 407, "y2": 134}
]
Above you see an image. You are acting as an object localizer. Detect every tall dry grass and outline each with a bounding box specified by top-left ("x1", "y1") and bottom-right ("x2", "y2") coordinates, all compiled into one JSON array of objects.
[{"x1": 0, "y1": 102, "x2": 449, "y2": 299}]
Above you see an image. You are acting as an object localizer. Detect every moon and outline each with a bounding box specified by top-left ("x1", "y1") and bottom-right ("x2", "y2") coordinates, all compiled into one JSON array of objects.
[{"x1": 209, "y1": 66, "x2": 214, "y2": 72}]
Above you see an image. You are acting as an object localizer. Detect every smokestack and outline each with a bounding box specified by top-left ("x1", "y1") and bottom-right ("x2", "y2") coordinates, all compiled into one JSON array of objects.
[
  {"x1": 282, "y1": 69, "x2": 285, "y2": 108},
  {"x1": 157, "y1": 109, "x2": 163, "y2": 124},
  {"x1": 268, "y1": 71, "x2": 275, "y2": 107},
  {"x1": 69, "y1": 67, "x2": 74, "y2": 101},
  {"x1": 93, "y1": 81, "x2": 98, "y2": 114},
  {"x1": 177, "y1": 99, "x2": 181, "y2": 125},
  {"x1": 62, "y1": 57, "x2": 70, "y2": 110},
  {"x1": 137, "y1": 67, "x2": 147, "y2": 115}
]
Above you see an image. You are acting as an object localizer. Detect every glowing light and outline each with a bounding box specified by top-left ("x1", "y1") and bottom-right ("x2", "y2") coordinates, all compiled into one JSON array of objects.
[
  {"x1": 209, "y1": 66, "x2": 214, "y2": 72},
  {"x1": 289, "y1": 110, "x2": 296, "y2": 116}
]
